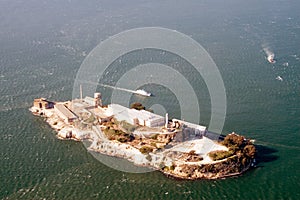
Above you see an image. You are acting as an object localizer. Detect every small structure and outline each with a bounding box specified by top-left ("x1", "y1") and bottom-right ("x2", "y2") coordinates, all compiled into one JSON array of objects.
[
  {"x1": 33, "y1": 98, "x2": 54, "y2": 110},
  {"x1": 94, "y1": 92, "x2": 102, "y2": 107},
  {"x1": 87, "y1": 107, "x2": 113, "y2": 124},
  {"x1": 54, "y1": 103, "x2": 77, "y2": 124},
  {"x1": 83, "y1": 93, "x2": 102, "y2": 107},
  {"x1": 172, "y1": 119, "x2": 206, "y2": 136},
  {"x1": 84, "y1": 96, "x2": 96, "y2": 106},
  {"x1": 172, "y1": 121, "x2": 181, "y2": 129},
  {"x1": 165, "y1": 113, "x2": 169, "y2": 128},
  {"x1": 172, "y1": 119, "x2": 207, "y2": 142}
]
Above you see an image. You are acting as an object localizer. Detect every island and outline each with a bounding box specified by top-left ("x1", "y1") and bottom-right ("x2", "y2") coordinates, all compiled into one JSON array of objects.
[{"x1": 30, "y1": 92, "x2": 256, "y2": 180}]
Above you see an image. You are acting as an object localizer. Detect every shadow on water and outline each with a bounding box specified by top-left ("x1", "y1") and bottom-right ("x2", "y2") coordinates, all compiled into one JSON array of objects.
[
  {"x1": 254, "y1": 144, "x2": 279, "y2": 165},
  {"x1": 210, "y1": 132, "x2": 279, "y2": 167}
]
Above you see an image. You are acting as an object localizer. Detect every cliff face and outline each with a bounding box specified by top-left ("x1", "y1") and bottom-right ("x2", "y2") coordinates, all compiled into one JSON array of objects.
[{"x1": 164, "y1": 155, "x2": 253, "y2": 179}]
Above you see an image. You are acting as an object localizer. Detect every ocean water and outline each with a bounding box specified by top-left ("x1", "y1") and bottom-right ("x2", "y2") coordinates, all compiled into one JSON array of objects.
[{"x1": 0, "y1": 0, "x2": 299, "y2": 199}]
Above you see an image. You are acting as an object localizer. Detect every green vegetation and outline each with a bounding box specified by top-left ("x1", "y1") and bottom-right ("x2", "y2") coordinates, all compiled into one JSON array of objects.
[
  {"x1": 145, "y1": 154, "x2": 152, "y2": 161},
  {"x1": 84, "y1": 115, "x2": 96, "y2": 124},
  {"x1": 102, "y1": 121, "x2": 135, "y2": 142},
  {"x1": 119, "y1": 120, "x2": 136, "y2": 133},
  {"x1": 139, "y1": 146, "x2": 153, "y2": 154},
  {"x1": 208, "y1": 150, "x2": 234, "y2": 161},
  {"x1": 169, "y1": 165, "x2": 175, "y2": 171},
  {"x1": 243, "y1": 144, "x2": 256, "y2": 158},
  {"x1": 130, "y1": 102, "x2": 145, "y2": 110},
  {"x1": 150, "y1": 142, "x2": 157, "y2": 147},
  {"x1": 188, "y1": 150, "x2": 196, "y2": 155},
  {"x1": 222, "y1": 133, "x2": 256, "y2": 159},
  {"x1": 117, "y1": 137, "x2": 128, "y2": 143},
  {"x1": 150, "y1": 134, "x2": 158, "y2": 140},
  {"x1": 222, "y1": 133, "x2": 245, "y2": 147},
  {"x1": 208, "y1": 133, "x2": 256, "y2": 162}
]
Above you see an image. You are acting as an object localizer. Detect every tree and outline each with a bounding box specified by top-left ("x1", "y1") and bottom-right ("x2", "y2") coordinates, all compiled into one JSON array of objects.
[
  {"x1": 130, "y1": 102, "x2": 145, "y2": 110},
  {"x1": 243, "y1": 145, "x2": 256, "y2": 158},
  {"x1": 139, "y1": 146, "x2": 153, "y2": 154},
  {"x1": 222, "y1": 133, "x2": 245, "y2": 148}
]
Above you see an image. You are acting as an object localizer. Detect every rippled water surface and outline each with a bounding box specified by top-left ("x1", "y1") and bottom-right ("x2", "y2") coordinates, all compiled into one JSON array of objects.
[{"x1": 0, "y1": 0, "x2": 299, "y2": 199}]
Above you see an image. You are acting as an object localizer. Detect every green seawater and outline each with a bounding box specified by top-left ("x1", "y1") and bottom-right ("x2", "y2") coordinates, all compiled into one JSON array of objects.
[{"x1": 0, "y1": 0, "x2": 299, "y2": 199}]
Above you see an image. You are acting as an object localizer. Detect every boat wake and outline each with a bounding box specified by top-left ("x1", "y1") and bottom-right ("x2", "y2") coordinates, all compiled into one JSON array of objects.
[
  {"x1": 79, "y1": 80, "x2": 152, "y2": 97},
  {"x1": 262, "y1": 44, "x2": 276, "y2": 64}
]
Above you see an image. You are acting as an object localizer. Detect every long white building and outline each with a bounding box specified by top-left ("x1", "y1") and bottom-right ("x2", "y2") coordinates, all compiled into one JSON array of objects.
[
  {"x1": 106, "y1": 104, "x2": 165, "y2": 127},
  {"x1": 172, "y1": 118, "x2": 207, "y2": 136}
]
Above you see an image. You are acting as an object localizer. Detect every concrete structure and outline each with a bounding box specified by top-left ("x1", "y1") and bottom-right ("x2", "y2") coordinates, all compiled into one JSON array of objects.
[
  {"x1": 87, "y1": 107, "x2": 113, "y2": 124},
  {"x1": 83, "y1": 93, "x2": 102, "y2": 107},
  {"x1": 94, "y1": 92, "x2": 102, "y2": 107},
  {"x1": 165, "y1": 113, "x2": 169, "y2": 128},
  {"x1": 84, "y1": 96, "x2": 96, "y2": 106},
  {"x1": 33, "y1": 98, "x2": 54, "y2": 110},
  {"x1": 54, "y1": 103, "x2": 77, "y2": 124},
  {"x1": 107, "y1": 104, "x2": 165, "y2": 127},
  {"x1": 80, "y1": 85, "x2": 83, "y2": 100},
  {"x1": 173, "y1": 119, "x2": 207, "y2": 138}
]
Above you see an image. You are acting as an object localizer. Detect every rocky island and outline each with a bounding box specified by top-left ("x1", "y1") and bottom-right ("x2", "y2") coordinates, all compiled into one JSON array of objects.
[{"x1": 30, "y1": 93, "x2": 256, "y2": 180}]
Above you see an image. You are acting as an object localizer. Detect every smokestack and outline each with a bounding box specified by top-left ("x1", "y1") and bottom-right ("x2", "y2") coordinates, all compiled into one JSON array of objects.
[
  {"x1": 165, "y1": 113, "x2": 168, "y2": 128},
  {"x1": 80, "y1": 85, "x2": 83, "y2": 101}
]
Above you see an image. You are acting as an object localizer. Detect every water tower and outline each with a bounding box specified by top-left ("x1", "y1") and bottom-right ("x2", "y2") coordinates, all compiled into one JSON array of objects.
[{"x1": 94, "y1": 92, "x2": 102, "y2": 107}]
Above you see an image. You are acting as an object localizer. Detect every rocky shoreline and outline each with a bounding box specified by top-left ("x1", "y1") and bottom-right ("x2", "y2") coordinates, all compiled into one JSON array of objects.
[{"x1": 30, "y1": 98, "x2": 256, "y2": 180}]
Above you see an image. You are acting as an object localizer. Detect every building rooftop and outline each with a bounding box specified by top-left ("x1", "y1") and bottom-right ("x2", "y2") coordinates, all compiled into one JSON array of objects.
[
  {"x1": 87, "y1": 107, "x2": 109, "y2": 118},
  {"x1": 54, "y1": 103, "x2": 77, "y2": 119},
  {"x1": 84, "y1": 96, "x2": 95, "y2": 106},
  {"x1": 34, "y1": 98, "x2": 53, "y2": 103},
  {"x1": 107, "y1": 104, "x2": 164, "y2": 122},
  {"x1": 172, "y1": 118, "x2": 206, "y2": 131}
]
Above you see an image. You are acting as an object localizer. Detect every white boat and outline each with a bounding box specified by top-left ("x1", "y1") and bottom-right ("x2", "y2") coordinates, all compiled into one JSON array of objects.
[
  {"x1": 267, "y1": 54, "x2": 276, "y2": 63},
  {"x1": 276, "y1": 76, "x2": 283, "y2": 81},
  {"x1": 135, "y1": 89, "x2": 151, "y2": 97}
]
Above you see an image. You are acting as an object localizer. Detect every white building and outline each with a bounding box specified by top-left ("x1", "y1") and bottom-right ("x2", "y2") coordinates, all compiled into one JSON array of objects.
[
  {"x1": 107, "y1": 104, "x2": 165, "y2": 127},
  {"x1": 172, "y1": 118, "x2": 207, "y2": 136},
  {"x1": 83, "y1": 96, "x2": 96, "y2": 106}
]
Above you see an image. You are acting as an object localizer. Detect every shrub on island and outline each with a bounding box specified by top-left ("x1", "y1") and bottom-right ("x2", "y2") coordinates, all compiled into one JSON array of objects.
[
  {"x1": 130, "y1": 102, "x2": 145, "y2": 110},
  {"x1": 139, "y1": 146, "x2": 154, "y2": 154},
  {"x1": 208, "y1": 150, "x2": 234, "y2": 161}
]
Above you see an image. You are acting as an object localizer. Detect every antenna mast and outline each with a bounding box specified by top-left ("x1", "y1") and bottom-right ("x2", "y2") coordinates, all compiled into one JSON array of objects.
[{"x1": 80, "y1": 85, "x2": 83, "y2": 101}]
